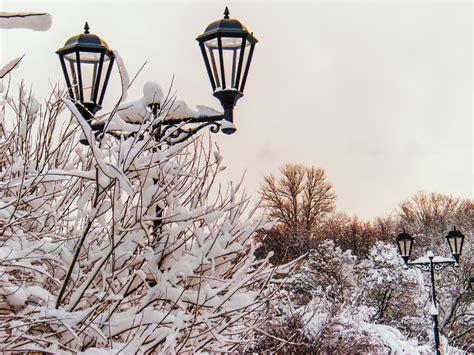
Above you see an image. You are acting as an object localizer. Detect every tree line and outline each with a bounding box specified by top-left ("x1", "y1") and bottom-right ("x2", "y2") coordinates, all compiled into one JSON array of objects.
[{"x1": 256, "y1": 164, "x2": 473, "y2": 264}]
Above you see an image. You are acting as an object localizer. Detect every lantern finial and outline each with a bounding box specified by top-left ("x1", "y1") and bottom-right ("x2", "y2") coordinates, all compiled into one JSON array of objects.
[
  {"x1": 84, "y1": 22, "x2": 90, "y2": 34},
  {"x1": 224, "y1": 6, "x2": 230, "y2": 19}
]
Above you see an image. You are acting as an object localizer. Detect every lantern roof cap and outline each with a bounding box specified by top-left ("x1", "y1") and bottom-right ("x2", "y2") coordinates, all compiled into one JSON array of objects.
[
  {"x1": 446, "y1": 227, "x2": 464, "y2": 238},
  {"x1": 56, "y1": 22, "x2": 113, "y2": 54},
  {"x1": 196, "y1": 7, "x2": 258, "y2": 43},
  {"x1": 396, "y1": 229, "x2": 414, "y2": 240}
]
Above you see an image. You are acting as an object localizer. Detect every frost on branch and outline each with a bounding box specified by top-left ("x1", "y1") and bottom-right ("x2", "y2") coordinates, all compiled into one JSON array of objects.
[{"x1": 0, "y1": 80, "x2": 277, "y2": 353}]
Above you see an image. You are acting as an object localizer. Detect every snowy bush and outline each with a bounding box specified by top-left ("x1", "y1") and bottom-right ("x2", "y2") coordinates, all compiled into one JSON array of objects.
[
  {"x1": 247, "y1": 240, "x2": 438, "y2": 353},
  {"x1": 0, "y1": 74, "x2": 280, "y2": 353}
]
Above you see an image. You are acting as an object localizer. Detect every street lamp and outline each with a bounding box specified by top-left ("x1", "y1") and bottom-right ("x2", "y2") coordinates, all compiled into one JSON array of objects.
[
  {"x1": 196, "y1": 6, "x2": 257, "y2": 134},
  {"x1": 57, "y1": 8, "x2": 257, "y2": 143},
  {"x1": 469, "y1": 277, "x2": 474, "y2": 292},
  {"x1": 55, "y1": 9, "x2": 258, "y2": 308},
  {"x1": 56, "y1": 22, "x2": 115, "y2": 123},
  {"x1": 395, "y1": 228, "x2": 465, "y2": 355}
]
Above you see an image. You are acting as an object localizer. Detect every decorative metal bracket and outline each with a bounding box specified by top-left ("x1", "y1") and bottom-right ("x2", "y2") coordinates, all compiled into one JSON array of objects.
[
  {"x1": 407, "y1": 259, "x2": 455, "y2": 273},
  {"x1": 89, "y1": 113, "x2": 227, "y2": 145},
  {"x1": 157, "y1": 115, "x2": 225, "y2": 145}
]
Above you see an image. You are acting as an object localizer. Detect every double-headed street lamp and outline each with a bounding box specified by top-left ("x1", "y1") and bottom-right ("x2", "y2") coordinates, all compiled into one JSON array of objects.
[
  {"x1": 56, "y1": 7, "x2": 257, "y2": 140},
  {"x1": 396, "y1": 228, "x2": 466, "y2": 355},
  {"x1": 54, "y1": 8, "x2": 257, "y2": 309}
]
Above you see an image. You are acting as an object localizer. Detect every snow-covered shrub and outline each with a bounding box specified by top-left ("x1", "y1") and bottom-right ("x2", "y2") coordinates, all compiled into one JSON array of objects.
[
  {"x1": 353, "y1": 242, "x2": 429, "y2": 341},
  {"x1": 0, "y1": 78, "x2": 278, "y2": 353},
  {"x1": 288, "y1": 239, "x2": 356, "y2": 304},
  {"x1": 246, "y1": 244, "x2": 433, "y2": 354}
]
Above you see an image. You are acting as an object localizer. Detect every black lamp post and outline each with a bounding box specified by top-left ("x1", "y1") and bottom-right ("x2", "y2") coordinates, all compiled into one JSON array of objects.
[
  {"x1": 55, "y1": 9, "x2": 258, "y2": 308},
  {"x1": 56, "y1": 22, "x2": 115, "y2": 123},
  {"x1": 395, "y1": 228, "x2": 466, "y2": 355},
  {"x1": 57, "y1": 8, "x2": 257, "y2": 143}
]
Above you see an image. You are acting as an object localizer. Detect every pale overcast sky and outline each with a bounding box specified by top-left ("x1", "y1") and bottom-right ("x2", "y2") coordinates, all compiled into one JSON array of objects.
[{"x1": 1, "y1": 1, "x2": 472, "y2": 219}]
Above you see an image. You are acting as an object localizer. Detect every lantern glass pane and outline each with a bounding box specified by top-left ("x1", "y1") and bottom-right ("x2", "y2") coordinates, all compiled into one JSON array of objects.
[
  {"x1": 220, "y1": 38, "x2": 243, "y2": 90},
  {"x1": 204, "y1": 46, "x2": 222, "y2": 90},
  {"x1": 397, "y1": 236, "x2": 412, "y2": 258},
  {"x1": 237, "y1": 41, "x2": 252, "y2": 91},
  {"x1": 447, "y1": 235, "x2": 456, "y2": 255},
  {"x1": 78, "y1": 52, "x2": 110, "y2": 103},
  {"x1": 397, "y1": 239, "x2": 405, "y2": 256},
  {"x1": 64, "y1": 55, "x2": 81, "y2": 101},
  {"x1": 204, "y1": 36, "x2": 252, "y2": 91},
  {"x1": 454, "y1": 235, "x2": 463, "y2": 254}
]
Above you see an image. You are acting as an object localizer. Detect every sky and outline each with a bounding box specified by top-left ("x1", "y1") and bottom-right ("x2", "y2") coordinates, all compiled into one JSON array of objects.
[{"x1": 1, "y1": 1, "x2": 472, "y2": 220}]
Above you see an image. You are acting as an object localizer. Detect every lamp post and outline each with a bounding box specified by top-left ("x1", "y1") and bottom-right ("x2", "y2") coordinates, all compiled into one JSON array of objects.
[
  {"x1": 57, "y1": 7, "x2": 257, "y2": 143},
  {"x1": 396, "y1": 228, "x2": 466, "y2": 355}
]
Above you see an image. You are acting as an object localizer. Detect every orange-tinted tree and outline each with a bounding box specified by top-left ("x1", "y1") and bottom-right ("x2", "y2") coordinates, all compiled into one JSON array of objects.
[{"x1": 257, "y1": 164, "x2": 336, "y2": 263}]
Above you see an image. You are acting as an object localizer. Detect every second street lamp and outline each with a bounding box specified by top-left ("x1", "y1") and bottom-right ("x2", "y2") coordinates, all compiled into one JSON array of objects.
[{"x1": 395, "y1": 228, "x2": 466, "y2": 355}]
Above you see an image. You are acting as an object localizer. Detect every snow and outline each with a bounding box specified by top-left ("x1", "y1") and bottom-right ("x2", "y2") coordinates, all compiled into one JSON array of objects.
[
  {"x1": 0, "y1": 56, "x2": 23, "y2": 78},
  {"x1": 113, "y1": 50, "x2": 130, "y2": 102},
  {"x1": 411, "y1": 255, "x2": 455, "y2": 264},
  {"x1": 0, "y1": 12, "x2": 52, "y2": 31},
  {"x1": 143, "y1": 81, "x2": 164, "y2": 105},
  {"x1": 221, "y1": 119, "x2": 236, "y2": 133},
  {"x1": 361, "y1": 322, "x2": 430, "y2": 354}
]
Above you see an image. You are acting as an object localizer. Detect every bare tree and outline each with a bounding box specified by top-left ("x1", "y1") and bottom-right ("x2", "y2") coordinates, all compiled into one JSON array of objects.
[
  {"x1": 398, "y1": 191, "x2": 473, "y2": 252},
  {"x1": 259, "y1": 164, "x2": 336, "y2": 237}
]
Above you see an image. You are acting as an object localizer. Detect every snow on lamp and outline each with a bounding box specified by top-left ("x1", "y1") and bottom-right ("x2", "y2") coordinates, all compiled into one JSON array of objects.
[
  {"x1": 445, "y1": 227, "x2": 464, "y2": 264},
  {"x1": 57, "y1": 22, "x2": 115, "y2": 123},
  {"x1": 196, "y1": 7, "x2": 257, "y2": 134},
  {"x1": 396, "y1": 230, "x2": 414, "y2": 264}
]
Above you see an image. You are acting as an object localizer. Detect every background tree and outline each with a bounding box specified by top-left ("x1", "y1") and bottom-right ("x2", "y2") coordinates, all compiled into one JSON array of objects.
[
  {"x1": 397, "y1": 191, "x2": 473, "y2": 253},
  {"x1": 257, "y1": 164, "x2": 336, "y2": 263},
  {"x1": 260, "y1": 164, "x2": 336, "y2": 236}
]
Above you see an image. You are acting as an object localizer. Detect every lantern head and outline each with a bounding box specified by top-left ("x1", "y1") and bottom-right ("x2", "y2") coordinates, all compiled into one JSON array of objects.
[
  {"x1": 445, "y1": 227, "x2": 465, "y2": 264},
  {"x1": 57, "y1": 22, "x2": 115, "y2": 122},
  {"x1": 196, "y1": 7, "x2": 257, "y2": 134},
  {"x1": 396, "y1": 230, "x2": 415, "y2": 264}
]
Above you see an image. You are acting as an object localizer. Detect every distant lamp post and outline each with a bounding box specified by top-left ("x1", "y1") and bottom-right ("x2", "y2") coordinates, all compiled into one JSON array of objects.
[
  {"x1": 196, "y1": 6, "x2": 257, "y2": 134},
  {"x1": 395, "y1": 228, "x2": 465, "y2": 355},
  {"x1": 56, "y1": 22, "x2": 115, "y2": 122}
]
